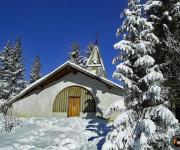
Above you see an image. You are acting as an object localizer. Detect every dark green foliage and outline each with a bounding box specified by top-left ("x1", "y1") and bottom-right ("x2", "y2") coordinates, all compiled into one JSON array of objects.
[
  {"x1": 86, "y1": 42, "x2": 94, "y2": 58},
  {"x1": 68, "y1": 42, "x2": 81, "y2": 63},
  {"x1": 145, "y1": 0, "x2": 180, "y2": 109},
  {"x1": 30, "y1": 56, "x2": 42, "y2": 83},
  {"x1": 0, "y1": 39, "x2": 27, "y2": 103}
]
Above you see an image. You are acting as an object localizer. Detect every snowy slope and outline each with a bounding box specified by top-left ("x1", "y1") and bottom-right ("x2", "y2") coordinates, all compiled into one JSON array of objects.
[{"x1": 0, "y1": 117, "x2": 109, "y2": 150}]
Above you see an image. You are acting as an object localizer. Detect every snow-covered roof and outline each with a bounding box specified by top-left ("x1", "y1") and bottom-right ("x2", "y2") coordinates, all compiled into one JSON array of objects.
[{"x1": 7, "y1": 61, "x2": 123, "y2": 105}]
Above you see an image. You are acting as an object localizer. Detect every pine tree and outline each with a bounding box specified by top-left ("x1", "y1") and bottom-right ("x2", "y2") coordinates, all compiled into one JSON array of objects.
[
  {"x1": 143, "y1": 0, "x2": 180, "y2": 68},
  {"x1": 68, "y1": 42, "x2": 81, "y2": 63},
  {"x1": 10, "y1": 38, "x2": 27, "y2": 99},
  {"x1": 68, "y1": 42, "x2": 87, "y2": 67},
  {"x1": 30, "y1": 56, "x2": 42, "y2": 83},
  {"x1": 163, "y1": 32, "x2": 180, "y2": 83},
  {"x1": 86, "y1": 42, "x2": 94, "y2": 58},
  {"x1": 0, "y1": 41, "x2": 13, "y2": 103},
  {"x1": 0, "y1": 39, "x2": 27, "y2": 103},
  {"x1": 103, "y1": 0, "x2": 178, "y2": 149},
  {"x1": 144, "y1": 0, "x2": 180, "y2": 118},
  {"x1": 144, "y1": 0, "x2": 180, "y2": 41}
]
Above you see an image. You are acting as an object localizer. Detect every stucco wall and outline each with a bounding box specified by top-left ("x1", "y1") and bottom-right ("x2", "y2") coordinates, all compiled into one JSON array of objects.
[{"x1": 11, "y1": 72, "x2": 124, "y2": 118}]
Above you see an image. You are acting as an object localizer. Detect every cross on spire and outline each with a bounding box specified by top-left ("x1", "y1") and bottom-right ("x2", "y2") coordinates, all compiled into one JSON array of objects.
[{"x1": 94, "y1": 32, "x2": 99, "y2": 45}]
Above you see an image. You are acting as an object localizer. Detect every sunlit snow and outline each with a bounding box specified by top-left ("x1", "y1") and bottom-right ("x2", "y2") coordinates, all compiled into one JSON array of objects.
[{"x1": 0, "y1": 116, "x2": 111, "y2": 150}]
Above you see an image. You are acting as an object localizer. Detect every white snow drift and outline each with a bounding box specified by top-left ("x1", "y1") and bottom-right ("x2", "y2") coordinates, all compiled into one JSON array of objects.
[{"x1": 0, "y1": 117, "x2": 104, "y2": 150}]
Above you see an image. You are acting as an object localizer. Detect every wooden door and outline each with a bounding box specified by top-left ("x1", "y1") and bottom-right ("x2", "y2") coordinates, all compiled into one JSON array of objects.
[{"x1": 68, "y1": 97, "x2": 80, "y2": 117}]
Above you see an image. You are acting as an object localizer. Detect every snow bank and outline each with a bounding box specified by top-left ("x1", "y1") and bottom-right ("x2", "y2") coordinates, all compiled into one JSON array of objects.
[{"x1": 0, "y1": 117, "x2": 102, "y2": 150}]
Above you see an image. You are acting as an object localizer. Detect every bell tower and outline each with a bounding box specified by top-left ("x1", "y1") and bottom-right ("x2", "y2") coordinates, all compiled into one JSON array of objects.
[{"x1": 86, "y1": 43, "x2": 106, "y2": 78}]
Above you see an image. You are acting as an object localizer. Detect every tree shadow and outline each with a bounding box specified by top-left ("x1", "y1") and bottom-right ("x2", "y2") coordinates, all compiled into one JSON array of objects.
[
  {"x1": 83, "y1": 99, "x2": 96, "y2": 118},
  {"x1": 83, "y1": 88, "x2": 103, "y2": 118},
  {"x1": 85, "y1": 116, "x2": 113, "y2": 150},
  {"x1": 83, "y1": 88, "x2": 112, "y2": 149},
  {"x1": 91, "y1": 88, "x2": 103, "y2": 117}
]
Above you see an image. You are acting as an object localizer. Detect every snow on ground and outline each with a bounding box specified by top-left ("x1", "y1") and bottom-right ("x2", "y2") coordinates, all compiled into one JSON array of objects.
[{"x1": 0, "y1": 116, "x2": 111, "y2": 150}]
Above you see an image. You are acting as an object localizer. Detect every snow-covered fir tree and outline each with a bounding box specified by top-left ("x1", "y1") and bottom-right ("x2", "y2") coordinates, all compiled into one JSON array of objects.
[
  {"x1": 162, "y1": 30, "x2": 180, "y2": 114},
  {"x1": 144, "y1": 0, "x2": 180, "y2": 74},
  {"x1": 102, "y1": 0, "x2": 178, "y2": 149},
  {"x1": 0, "y1": 39, "x2": 27, "y2": 104},
  {"x1": 68, "y1": 42, "x2": 87, "y2": 67},
  {"x1": 163, "y1": 32, "x2": 180, "y2": 83},
  {"x1": 144, "y1": 0, "x2": 180, "y2": 109},
  {"x1": 0, "y1": 41, "x2": 13, "y2": 104},
  {"x1": 10, "y1": 39, "x2": 27, "y2": 98},
  {"x1": 69, "y1": 42, "x2": 81, "y2": 63},
  {"x1": 86, "y1": 42, "x2": 94, "y2": 58},
  {"x1": 144, "y1": 0, "x2": 180, "y2": 41},
  {"x1": 30, "y1": 56, "x2": 42, "y2": 83}
]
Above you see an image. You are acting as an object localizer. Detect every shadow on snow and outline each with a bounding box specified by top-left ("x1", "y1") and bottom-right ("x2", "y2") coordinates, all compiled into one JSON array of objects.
[{"x1": 85, "y1": 116, "x2": 113, "y2": 150}]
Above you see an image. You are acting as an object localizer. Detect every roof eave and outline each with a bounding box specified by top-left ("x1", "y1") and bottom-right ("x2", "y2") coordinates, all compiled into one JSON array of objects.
[{"x1": 7, "y1": 61, "x2": 123, "y2": 105}]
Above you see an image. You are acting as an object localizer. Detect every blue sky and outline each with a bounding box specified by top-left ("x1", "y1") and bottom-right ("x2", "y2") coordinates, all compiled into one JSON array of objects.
[{"x1": 0, "y1": 0, "x2": 127, "y2": 83}]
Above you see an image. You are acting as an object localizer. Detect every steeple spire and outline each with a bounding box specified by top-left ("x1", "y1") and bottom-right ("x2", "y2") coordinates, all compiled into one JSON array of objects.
[
  {"x1": 86, "y1": 43, "x2": 106, "y2": 78},
  {"x1": 94, "y1": 32, "x2": 99, "y2": 46}
]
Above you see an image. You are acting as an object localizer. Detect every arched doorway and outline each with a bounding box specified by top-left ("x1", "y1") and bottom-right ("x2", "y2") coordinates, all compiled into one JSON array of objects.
[{"x1": 52, "y1": 86, "x2": 96, "y2": 117}]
